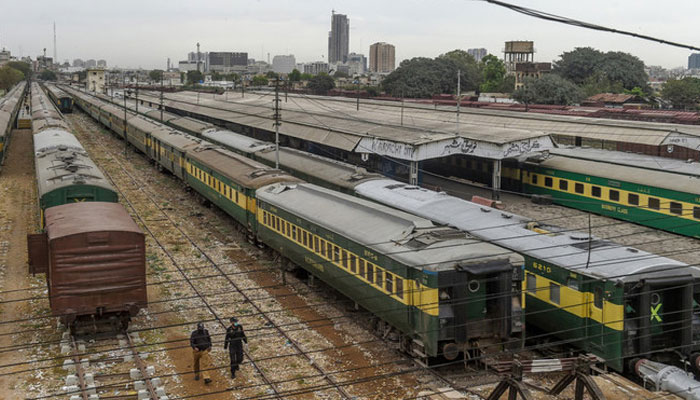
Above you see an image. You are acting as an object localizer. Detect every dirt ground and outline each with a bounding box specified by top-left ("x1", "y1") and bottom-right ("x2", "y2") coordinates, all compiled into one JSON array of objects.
[{"x1": 0, "y1": 128, "x2": 39, "y2": 399}]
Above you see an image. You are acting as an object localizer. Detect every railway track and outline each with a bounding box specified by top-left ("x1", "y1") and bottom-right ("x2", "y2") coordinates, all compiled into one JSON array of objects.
[
  {"x1": 63, "y1": 330, "x2": 163, "y2": 400},
  {"x1": 67, "y1": 113, "x2": 360, "y2": 398}
]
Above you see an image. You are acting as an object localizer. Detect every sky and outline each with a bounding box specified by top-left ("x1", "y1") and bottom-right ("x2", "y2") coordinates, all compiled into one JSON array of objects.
[{"x1": 1, "y1": 0, "x2": 698, "y2": 70}]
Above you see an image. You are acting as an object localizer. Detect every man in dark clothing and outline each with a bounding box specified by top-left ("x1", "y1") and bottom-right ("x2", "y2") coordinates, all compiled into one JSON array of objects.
[
  {"x1": 223, "y1": 317, "x2": 247, "y2": 379},
  {"x1": 190, "y1": 322, "x2": 213, "y2": 383}
]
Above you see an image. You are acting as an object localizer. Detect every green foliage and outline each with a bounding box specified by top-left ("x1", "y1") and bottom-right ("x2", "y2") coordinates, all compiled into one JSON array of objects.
[
  {"x1": 6, "y1": 61, "x2": 31, "y2": 78},
  {"x1": 0, "y1": 66, "x2": 24, "y2": 91},
  {"x1": 266, "y1": 71, "x2": 279, "y2": 79},
  {"x1": 624, "y1": 87, "x2": 645, "y2": 97},
  {"x1": 661, "y1": 77, "x2": 700, "y2": 110},
  {"x1": 479, "y1": 54, "x2": 508, "y2": 93},
  {"x1": 288, "y1": 69, "x2": 302, "y2": 82},
  {"x1": 251, "y1": 75, "x2": 269, "y2": 86},
  {"x1": 149, "y1": 69, "x2": 164, "y2": 82},
  {"x1": 210, "y1": 71, "x2": 222, "y2": 81},
  {"x1": 382, "y1": 49, "x2": 481, "y2": 98},
  {"x1": 300, "y1": 72, "x2": 313, "y2": 81},
  {"x1": 186, "y1": 70, "x2": 203, "y2": 84},
  {"x1": 307, "y1": 73, "x2": 335, "y2": 94},
  {"x1": 513, "y1": 74, "x2": 583, "y2": 105},
  {"x1": 38, "y1": 70, "x2": 57, "y2": 81},
  {"x1": 553, "y1": 47, "x2": 648, "y2": 92}
]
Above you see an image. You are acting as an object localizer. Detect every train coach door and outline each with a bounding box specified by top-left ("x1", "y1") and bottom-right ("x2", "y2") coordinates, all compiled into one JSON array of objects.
[{"x1": 586, "y1": 283, "x2": 605, "y2": 351}]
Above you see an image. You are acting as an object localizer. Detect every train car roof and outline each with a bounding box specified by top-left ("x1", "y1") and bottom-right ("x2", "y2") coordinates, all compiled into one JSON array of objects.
[
  {"x1": 355, "y1": 179, "x2": 698, "y2": 282},
  {"x1": 532, "y1": 150, "x2": 700, "y2": 195},
  {"x1": 34, "y1": 130, "x2": 84, "y2": 153},
  {"x1": 257, "y1": 182, "x2": 522, "y2": 271},
  {"x1": 45, "y1": 202, "x2": 141, "y2": 240},
  {"x1": 150, "y1": 125, "x2": 203, "y2": 151},
  {"x1": 35, "y1": 148, "x2": 114, "y2": 198},
  {"x1": 187, "y1": 145, "x2": 300, "y2": 189},
  {"x1": 201, "y1": 129, "x2": 275, "y2": 154},
  {"x1": 45, "y1": 84, "x2": 70, "y2": 98},
  {"x1": 549, "y1": 147, "x2": 700, "y2": 178}
]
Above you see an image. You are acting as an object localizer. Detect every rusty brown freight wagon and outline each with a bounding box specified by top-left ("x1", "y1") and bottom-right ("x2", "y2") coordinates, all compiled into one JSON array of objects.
[{"x1": 28, "y1": 202, "x2": 147, "y2": 332}]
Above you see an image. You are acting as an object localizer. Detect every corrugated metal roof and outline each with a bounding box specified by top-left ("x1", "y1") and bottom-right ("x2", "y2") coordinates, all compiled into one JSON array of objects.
[{"x1": 135, "y1": 91, "x2": 551, "y2": 158}]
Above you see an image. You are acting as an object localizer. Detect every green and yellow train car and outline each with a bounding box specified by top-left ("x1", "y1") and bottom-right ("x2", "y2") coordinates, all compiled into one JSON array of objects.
[
  {"x1": 256, "y1": 182, "x2": 523, "y2": 359},
  {"x1": 0, "y1": 82, "x2": 27, "y2": 169},
  {"x1": 355, "y1": 180, "x2": 700, "y2": 372},
  {"x1": 521, "y1": 148, "x2": 700, "y2": 238}
]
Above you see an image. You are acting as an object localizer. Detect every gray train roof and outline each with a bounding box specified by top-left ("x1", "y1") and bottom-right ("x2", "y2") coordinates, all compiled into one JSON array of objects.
[
  {"x1": 549, "y1": 147, "x2": 700, "y2": 178},
  {"x1": 201, "y1": 128, "x2": 275, "y2": 154},
  {"x1": 355, "y1": 179, "x2": 697, "y2": 282},
  {"x1": 35, "y1": 147, "x2": 114, "y2": 198},
  {"x1": 257, "y1": 182, "x2": 522, "y2": 272},
  {"x1": 34, "y1": 130, "x2": 84, "y2": 154},
  {"x1": 200, "y1": 129, "x2": 382, "y2": 191},
  {"x1": 530, "y1": 149, "x2": 700, "y2": 195},
  {"x1": 45, "y1": 84, "x2": 69, "y2": 99}
]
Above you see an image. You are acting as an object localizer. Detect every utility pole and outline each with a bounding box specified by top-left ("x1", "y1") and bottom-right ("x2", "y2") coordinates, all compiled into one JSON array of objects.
[
  {"x1": 355, "y1": 77, "x2": 360, "y2": 111},
  {"x1": 123, "y1": 75, "x2": 128, "y2": 159},
  {"x1": 273, "y1": 78, "x2": 282, "y2": 169},
  {"x1": 160, "y1": 74, "x2": 164, "y2": 121},
  {"x1": 456, "y1": 69, "x2": 461, "y2": 135},
  {"x1": 241, "y1": 77, "x2": 245, "y2": 98},
  {"x1": 400, "y1": 88, "x2": 405, "y2": 126},
  {"x1": 135, "y1": 77, "x2": 139, "y2": 114}
]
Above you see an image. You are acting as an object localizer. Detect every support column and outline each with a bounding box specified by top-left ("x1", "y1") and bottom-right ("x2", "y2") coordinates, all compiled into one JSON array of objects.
[
  {"x1": 492, "y1": 159, "x2": 502, "y2": 200},
  {"x1": 409, "y1": 161, "x2": 419, "y2": 186}
]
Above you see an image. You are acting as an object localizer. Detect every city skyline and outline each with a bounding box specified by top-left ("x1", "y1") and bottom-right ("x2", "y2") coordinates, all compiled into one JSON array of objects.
[{"x1": 1, "y1": 0, "x2": 699, "y2": 70}]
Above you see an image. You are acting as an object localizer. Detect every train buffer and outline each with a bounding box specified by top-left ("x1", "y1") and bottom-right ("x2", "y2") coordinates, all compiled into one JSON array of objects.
[{"x1": 486, "y1": 355, "x2": 605, "y2": 400}]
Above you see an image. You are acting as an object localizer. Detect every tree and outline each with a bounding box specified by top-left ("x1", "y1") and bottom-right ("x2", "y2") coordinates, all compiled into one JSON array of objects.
[
  {"x1": 210, "y1": 71, "x2": 222, "y2": 81},
  {"x1": 553, "y1": 47, "x2": 648, "y2": 92},
  {"x1": 149, "y1": 69, "x2": 164, "y2": 82},
  {"x1": 0, "y1": 66, "x2": 24, "y2": 91},
  {"x1": 38, "y1": 70, "x2": 57, "y2": 81},
  {"x1": 307, "y1": 73, "x2": 335, "y2": 94},
  {"x1": 6, "y1": 61, "x2": 31, "y2": 79},
  {"x1": 289, "y1": 69, "x2": 302, "y2": 82},
  {"x1": 512, "y1": 74, "x2": 583, "y2": 105},
  {"x1": 479, "y1": 54, "x2": 507, "y2": 93},
  {"x1": 381, "y1": 50, "x2": 482, "y2": 98},
  {"x1": 266, "y1": 71, "x2": 279, "y2": 79},
  {"x1": 661, "y1": 77, "x2": 700, "y2": 110},
  {"x1": 251, "y1": 75, "x2": 268, "y2": 86},
  {"x1": 300, "y1": 72, "x2": 313, "y2": 81},
  {"x1": 187, "y1": 70, "x2": 203, "y2": 85}
]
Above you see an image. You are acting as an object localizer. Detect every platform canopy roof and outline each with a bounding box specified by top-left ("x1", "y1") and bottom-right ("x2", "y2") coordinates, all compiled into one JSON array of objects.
[{"x1": 149, "y1": 91, "x2": 555, "y2": 162}]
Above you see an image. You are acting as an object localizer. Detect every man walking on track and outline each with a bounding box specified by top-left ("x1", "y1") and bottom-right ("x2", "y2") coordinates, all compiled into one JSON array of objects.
[
  {"x1": 224, "y1": 317, "x2": 247, "y2": 379},
  {"x1": 190, "y1": 322, "x2": 213, "y2": 384}
]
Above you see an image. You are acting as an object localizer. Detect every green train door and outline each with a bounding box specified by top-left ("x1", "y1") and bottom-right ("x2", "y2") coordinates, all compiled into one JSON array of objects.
[{"x1": 586, "y1": 283, "x2": 605, "y2": 352}]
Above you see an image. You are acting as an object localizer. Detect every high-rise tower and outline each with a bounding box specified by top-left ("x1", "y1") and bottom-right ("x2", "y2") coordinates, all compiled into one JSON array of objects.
[{"x1": 327, "y1": 11, "x2": 349, "y2": 64}]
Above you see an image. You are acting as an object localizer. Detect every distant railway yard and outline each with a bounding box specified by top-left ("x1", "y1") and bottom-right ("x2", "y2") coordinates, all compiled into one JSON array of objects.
[{"x1": 1, "y1": 82, "x2": 700, "y2": 400}]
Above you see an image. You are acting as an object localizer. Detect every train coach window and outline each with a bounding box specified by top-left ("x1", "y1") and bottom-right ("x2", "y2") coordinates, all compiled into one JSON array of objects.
[
  {"x1": 544, "y1": 177, "x2": 553, "y2": 188},
  {"x1": 359, "y1": 259, "x2": 365, "y2": 277},
  {"x1": 566, "y1": 277, "x2": 579, "y2": 291},
  {"x1": 594, "y1": 287, "x2": 603, "y2": 309},
  {"x1": 342, "y1": 250, "x2": 349, "y2": 269},
  {"x1": 628, "y1": 193, "x2": 639, "y2": 206},
  {"x1": 333, "y1": 246, "x2": 340, "y2": 264},
  {"x1": 326, "y1": 242, "x2": 332, "y2": 259},
  {"x1": 366, "y1": 263, "x2": 374, "y2": 283},
  {"x1": 549, "y1": 283, "x2": 560, "y2": 305},
  {"x1": 386, "y1": 273, "x2": 394, "y2": 294},
  {"x1": 559, "y1": 180, "x2": 568, "y2": 191},
  {"x1": 396, "y1": 278, "x2": 404, "y2": 299},
  {"x1": 282, "y1": 222, "x2": 287, "y2": 236},
  {"x1": 531, "y1": 175, "x2": 538, "y2": 184},
  {"x1": 648, "y1": 198, "x2": 660, "y2": 210},
  {"x1": 591, "y1": 186, "x2": 601, "y2": 198},
  {"x1": 694, "y1": 207, "x2": 700, "y2": 220},
  {"x1": 302, "y1": 231, "x2": 308, "y2": 247},
  {"x1": 350, "y1": 254, "x2": 357, "y2": 273},
  {"x1": 609, "y1": 190, "x2": 620, "y2": 202},
  {"x1": 292, "y1": 226, "x2": 298, "y2": 241},
  {"x1": 575, "y1": 183, "x2": 584, "y2": 194},
  {"x1": 670, "y1": 202, "x2": 683, "y2": 216},
  {"x1": 526, "y1": 274, "x2": 536, "y2": 295},
  {"x1": 376, "y1": 269, "x2": 384, "y2": 288},
  {"x1": 263, "y1": 211, "x2": 268, "y2": 225},
  {"x1": 314, "y1": 237, "x2": 320, "y2": 253}
]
